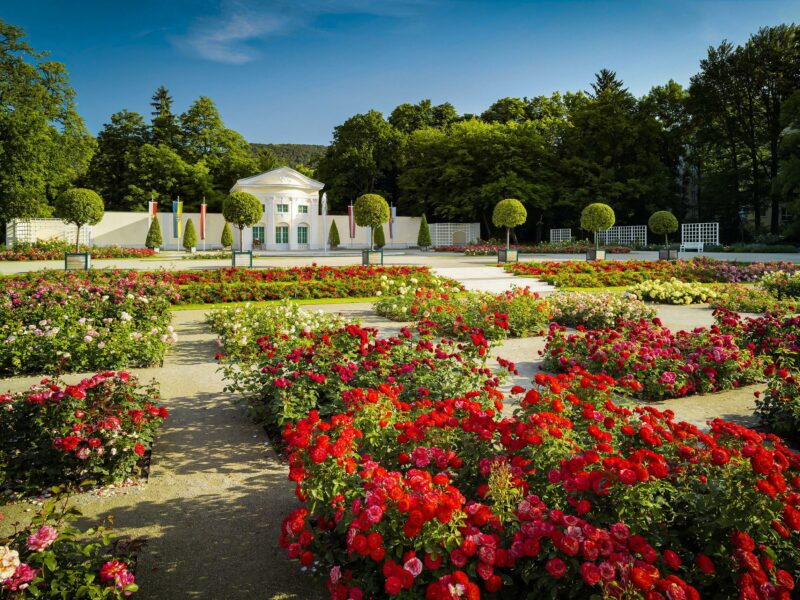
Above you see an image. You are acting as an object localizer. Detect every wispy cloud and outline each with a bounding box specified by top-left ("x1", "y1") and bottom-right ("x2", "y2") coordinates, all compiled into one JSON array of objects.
[{"x1": 171, "y1": 0, "x2": 430, "y2": 64}]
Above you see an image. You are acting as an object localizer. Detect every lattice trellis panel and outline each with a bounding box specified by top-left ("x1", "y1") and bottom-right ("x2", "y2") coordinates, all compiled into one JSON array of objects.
[
  {"x1": 429, "y1": 222, "x2": 480, "y2": 247},
  {"x1": 549, "y1": 228, "x2": 572, "y2": 243},
  {"x1": 5, "y1": 219, "x2": 92, "y2": 247},
  {"x1": 595, "y1": 225, "x2": 648, "y2": 247},
  {"x1": 681, "y1": 222, "x2": 719, "y2": 245}
]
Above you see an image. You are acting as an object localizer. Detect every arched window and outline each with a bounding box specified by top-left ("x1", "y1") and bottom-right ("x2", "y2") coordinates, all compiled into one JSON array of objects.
[{"x1": 297, "y1": 224, "x2": 309, "y2": 245}]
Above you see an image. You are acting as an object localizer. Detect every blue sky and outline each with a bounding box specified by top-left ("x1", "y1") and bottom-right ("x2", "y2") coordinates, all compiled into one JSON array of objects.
[{"x1": 3, "y1": 0, "x2": 797, "y2": 144}]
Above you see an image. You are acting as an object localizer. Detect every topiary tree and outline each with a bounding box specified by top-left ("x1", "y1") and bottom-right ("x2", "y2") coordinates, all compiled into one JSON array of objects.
[
  {"x1": 374, "y1": 223, "x2": 386, "y2": 249},
  {"x1": 221, "y1": 222, "x2": 234, "y2": 249},
  {"x1": 145, "y1": 217, "x2": 163, "y2": 249},
  {"x1": 648, "y1": 210, "x2": 679, "y2": 249},
  {"x1": 223, "y1": 192, "x2": 263, "y2": 250},
  {"x1": 492, "y1": 199, "x2": 527, "y2": 249},
  {"x1": 183, "y1": 218, "x2": 198, "y2": 250},
  {"x1": 54, "y1": 188, "x2": 105, "y2": 252},
  {"x1": 580, "y1": 203, "x2": 616, "y2": 251},
  {"x1": 353, "y1": 193, "x2": 390, "y2": 250},
  {"x1": 328, "y1": 220, "x2": 340, "y2": 249},
  {"x1": 417, "y1": 214, "x2": 432, "y2": 249}
]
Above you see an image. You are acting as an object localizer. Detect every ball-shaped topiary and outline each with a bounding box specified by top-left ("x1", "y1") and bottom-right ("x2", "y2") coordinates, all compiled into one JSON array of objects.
[
  {"x1": 183, "y1": 219, "x2": 198, "y2": 250},
  {"x1": 648, "y1": 211, "x2": 679, "y2": 248},
  {"x1": 145, "y1": 217, "x2": 163, "y2": 249},
  {"x1": 54, "y1": 188, "x2": 105, "y2": 252},
  {"x1": 580, "y1": 203, "x2": 616, "y2": 250},
  {"x1": 492, "y1": 199, "x2": 527, "y2": 249},
  {"x1": 353, "y1": 193, "x2": 390, "y2": 249},
  {"x1": 221, "y1": 222, "x2": 234, "y2": 249},
  {"x1": 223, "y1": 192, "x2": 263, "y2": 249}
]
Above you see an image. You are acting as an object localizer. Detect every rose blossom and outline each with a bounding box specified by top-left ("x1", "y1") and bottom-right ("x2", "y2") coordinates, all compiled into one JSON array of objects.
[
  {"x1": 0, "y1": 546, "x2": 20, "y2": 580},
  {"x1": 27, "y1": 525, "x2": 59, "y2": 552}
]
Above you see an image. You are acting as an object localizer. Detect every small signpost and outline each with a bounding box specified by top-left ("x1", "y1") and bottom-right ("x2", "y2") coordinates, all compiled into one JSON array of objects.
[
  {"x1": 232, "y1": 250, "x2": 253, "y2": 268},
  {"x1": 65, "y1": 252, "x2": 91, "y2": 271}
]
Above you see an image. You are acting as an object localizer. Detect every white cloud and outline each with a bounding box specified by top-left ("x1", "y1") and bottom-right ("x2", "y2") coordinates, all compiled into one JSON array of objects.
[{"x1": 171, "y1": 0, "x2": 431, "y2": 64}]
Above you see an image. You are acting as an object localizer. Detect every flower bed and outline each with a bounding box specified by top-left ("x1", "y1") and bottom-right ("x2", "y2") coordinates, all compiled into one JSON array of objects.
[
  {"x1": 374, "y1": 282, "x2": 551, "y2": 339},
  {"x1": 0, "y1": 372, "x2": 167, "y2": 493},
  {"x1": 434, "y1": 242, "x2": 631, "y2": 255},
  {"x1": 549, "y1": 292, "x2": 657, "y2": 329},
  {"x1": 541, "y1": 319, "x2": 760, "y2": 400},
  {"x1": 211, "y1": 303, "x2": 510, "y2": 429},
  {"x1": 506, "y1": 258, "x2": 800, "y2": 288},
  {"x1": 278, "y1": 367, "x2": 800, "y2": 599},
  {"x1": 627, "y1": 279, "x2": 717, "y2": 305},
  {"x1": 1, "y1": 495, "x2": 138, "y2": 597},
  {"x1": 1, "y1": 273, "x2": 177, "y2": 375},
  {"x1": 711, "y1": 284, "x2": 797, "y2": 314},
  {"x1": 0, "y1": 241, "x2": 154, "y2": 261},
  {"x1": 756, "y1": 366, "x2": 800, "y2": 439},
  {"x1": 714, "y1": 309, "x2": 800, "y2": 368},
  {"x1": 761, "y1": 271, "x2": 800, "y2": 300}
]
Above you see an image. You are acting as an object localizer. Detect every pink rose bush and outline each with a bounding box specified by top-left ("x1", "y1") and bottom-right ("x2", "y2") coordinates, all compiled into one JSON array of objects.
[
  {"x1": 1, "y1": 495, "x2": 138, "y2": 597},
  {"x1": 0, "y1": 372, "x2": 167, "y2": 493},
  {"x1": 541, "y1": 318, "x2": 760, "y2": 400}
]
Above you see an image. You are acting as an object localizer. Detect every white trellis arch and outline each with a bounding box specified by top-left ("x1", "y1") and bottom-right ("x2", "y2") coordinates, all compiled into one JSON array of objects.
[
  {"x1": 549, "y1": 228, "x2": 572, "y2": 243},
  {"x1": 5, "y1": 219, "x2": 92, "y2": 247},
  {"x1": 595, "y1": 225, "x2": 648, "y2": 247},
  {"x1": 429, "y1": 223, "x2": 480, "y2": 247},
  {"x1": 681, "y1": 222, "x2": 719, "y2": 245}
]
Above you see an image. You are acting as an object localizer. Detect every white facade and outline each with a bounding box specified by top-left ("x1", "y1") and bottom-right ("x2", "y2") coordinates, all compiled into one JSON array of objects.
[{"x1": 230, "y1": 167, "x2": 325, "y2": 251}]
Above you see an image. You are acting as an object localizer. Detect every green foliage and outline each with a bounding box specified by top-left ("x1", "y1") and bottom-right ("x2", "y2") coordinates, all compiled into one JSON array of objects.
[
  {"x1": 250, "y1": 143, "x2": 326, "y2": 166},
  {"x1": 145, "y1": 217, "x2": 162, "y2": 249},
  {"x1": 373, "y1": 223, "x2": 386, "y2": 249},
  {"x1": 580, "y1": 202, "x2": 616, "y2": 232},
  {"x1": 328, "y1": 220, "x2": 340, "y2": 248},
  {"x1": 649, "y1": 210, "x2": 679, "y2": 247},
  {"x1": 353, "y1": 193, "x2": 390, "y2": 249},
  {"x1": 221, "y1": 222, "x2": 234, "y2": 248},
  {"x1": 182, "y1": 218, "x2": 198, "y2": 250},
  {"x1": 0, "y1": 20, "x2": 94, "y2": 224},
  {"x1": 223, "y1": 191, "x2": 263, "y2": 247},
  {"x1": 492, "y1": 198, "x2": 528, "y2": 228},
  {"x1": 417, "y1": 214, "x2": 432, "y2": 248},
  {"x1": 54, "y1": 188, "x2": 105, "y2": 251}
]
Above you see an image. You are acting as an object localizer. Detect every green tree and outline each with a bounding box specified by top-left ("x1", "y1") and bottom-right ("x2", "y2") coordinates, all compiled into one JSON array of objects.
[
  {"x1": 353, "y1": 193, "x2": 390, "y2": 249},
  {"x1": 417, "y1": 214, "x2": 432, "y2": 249},
  {"x1": 388, "y1": 99, "x2": 459, "y2": 133},
  {"x1": 0, "y1": 20, "x2": 94, "y2": 226},
  {"x1": 150, "y1": 85, "x2": 180, "y2": 148},
  {"x1": 182, "y1": 218, "x2": 197, "y2": 250},
  {"x1": 492, "y1": 199, "x2": 528, "y2": 248},
  {"x1": 481, "y1": 97, "x2": 529, "y2": 123},
  {"x1": 316, "y1": 111, "x2": 403, "y2": 209},
  {"x1": 328, "y1": 220, "x2": 340, "y2": 249},
  {"x1": 648, "y1": 211, "x2": 679, "y2": 248},
  {"x1": 223, "y1": 191, "x2": 263, "y2": 249},
  {"x1": 580, "y1": 203, "x2": 615, "y2": 250},
  {"x1": 145, "y1": 217, "x2": 163, "y2": 249},
  {"x1": 373, "y1": 223, "x2": 386, "y2": 249},
  {"x1": 54, "y1": 188, "x2": 104, "y2": 252},
  {"x1": 779, "y1": 91, "x2": 800, "y2": 237},
  {"x1": 221, "y1": 222, "x2": 234, "y2": 249}
]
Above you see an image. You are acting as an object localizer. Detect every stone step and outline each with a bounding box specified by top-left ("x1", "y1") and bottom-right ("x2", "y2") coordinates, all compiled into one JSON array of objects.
[{"x1": 431, "y1": 266, "x2": 556, "y2": 294}]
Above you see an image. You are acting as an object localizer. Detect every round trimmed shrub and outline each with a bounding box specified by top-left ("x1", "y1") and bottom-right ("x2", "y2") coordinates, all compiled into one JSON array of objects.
[
  {"x1": 649, "y1": 211, "x2": 679, "y2": 248},
  {"x1": 580, "y1": 203, "x2": 615, "y2": 249},
  {"x1": 354, "y1": 194, "x2": 390, "y2": 249},
  {"x1": 492, "y1": 199, "x2": 527, "y2": 248},
  {"x1": 223, "y1": 192, "x2": 263, "y2": 249},
  {"x1": 54, "y1": 188, "x2": 105, "y2": 252}
]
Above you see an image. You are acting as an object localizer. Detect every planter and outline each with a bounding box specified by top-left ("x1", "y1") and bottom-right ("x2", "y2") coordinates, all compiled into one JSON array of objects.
[
  {"x1": 585, "y1": 249, "x2": 606, "y2": 261},
  {"x1": 362, "y1": 249, "x2": 384, "y2": 265},
  {"x1": 232, "y1": 250, "x2": 253, "y2": 268},
  {"x1": 659, "y1": 249, "x2": 679, "y2": 261},
  {"x1": 64, "y1": 252, "x2": 90, "y2": 271},
  {"x1": 497, "y1": 248, "x2": 519, "y2": 264}
]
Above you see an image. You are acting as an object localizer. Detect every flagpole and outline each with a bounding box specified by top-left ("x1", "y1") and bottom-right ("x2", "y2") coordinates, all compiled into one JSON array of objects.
[{"x1": 202, "y1": 197, "x2": 206, "y2": 252}]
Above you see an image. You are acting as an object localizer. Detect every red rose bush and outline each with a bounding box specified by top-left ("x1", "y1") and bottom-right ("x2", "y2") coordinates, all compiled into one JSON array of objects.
[
  {"x1": 0, "y1": 372, "x2": 167, "y2": 493},
  {"x1": 541, "y1": 318, "x2": 760, "y2": 401}
]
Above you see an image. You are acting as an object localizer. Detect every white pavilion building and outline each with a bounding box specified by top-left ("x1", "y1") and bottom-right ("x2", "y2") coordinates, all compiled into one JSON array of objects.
[{"x1": 230, "y1": 166, "x2": 326, "y2": 251}]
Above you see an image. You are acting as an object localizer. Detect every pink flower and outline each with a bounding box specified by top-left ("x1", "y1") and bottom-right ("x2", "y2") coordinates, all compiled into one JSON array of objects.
[
  {"x1": 404, "y1": 557, "x2": 423, "y2": 578},
  {"x1": 99, "y1": 560, "x2": 135, "y2": 596},
  {"x1": 3, "y1": 563, "x2": 37, "y2": 591},
  {"x1": 27, "y1": 525, "x2": 58, "y2": 552}
]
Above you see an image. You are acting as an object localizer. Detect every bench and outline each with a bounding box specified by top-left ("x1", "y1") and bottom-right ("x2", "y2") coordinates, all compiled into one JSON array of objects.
[{"x1": 679, "y1": 241, "x2": 704, "y2": 252}]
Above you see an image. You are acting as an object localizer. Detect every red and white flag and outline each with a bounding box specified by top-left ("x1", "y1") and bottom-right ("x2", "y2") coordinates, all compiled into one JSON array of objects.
[
  {"x1": 148, "y1": 200, "x2": 158, "y2": 224},
  {"x1": 200, "y1": 202, "x2": 207, "y2": 240},
  {"x1": 348, "y1": 204, "x2": 356, "y2": 238}
]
